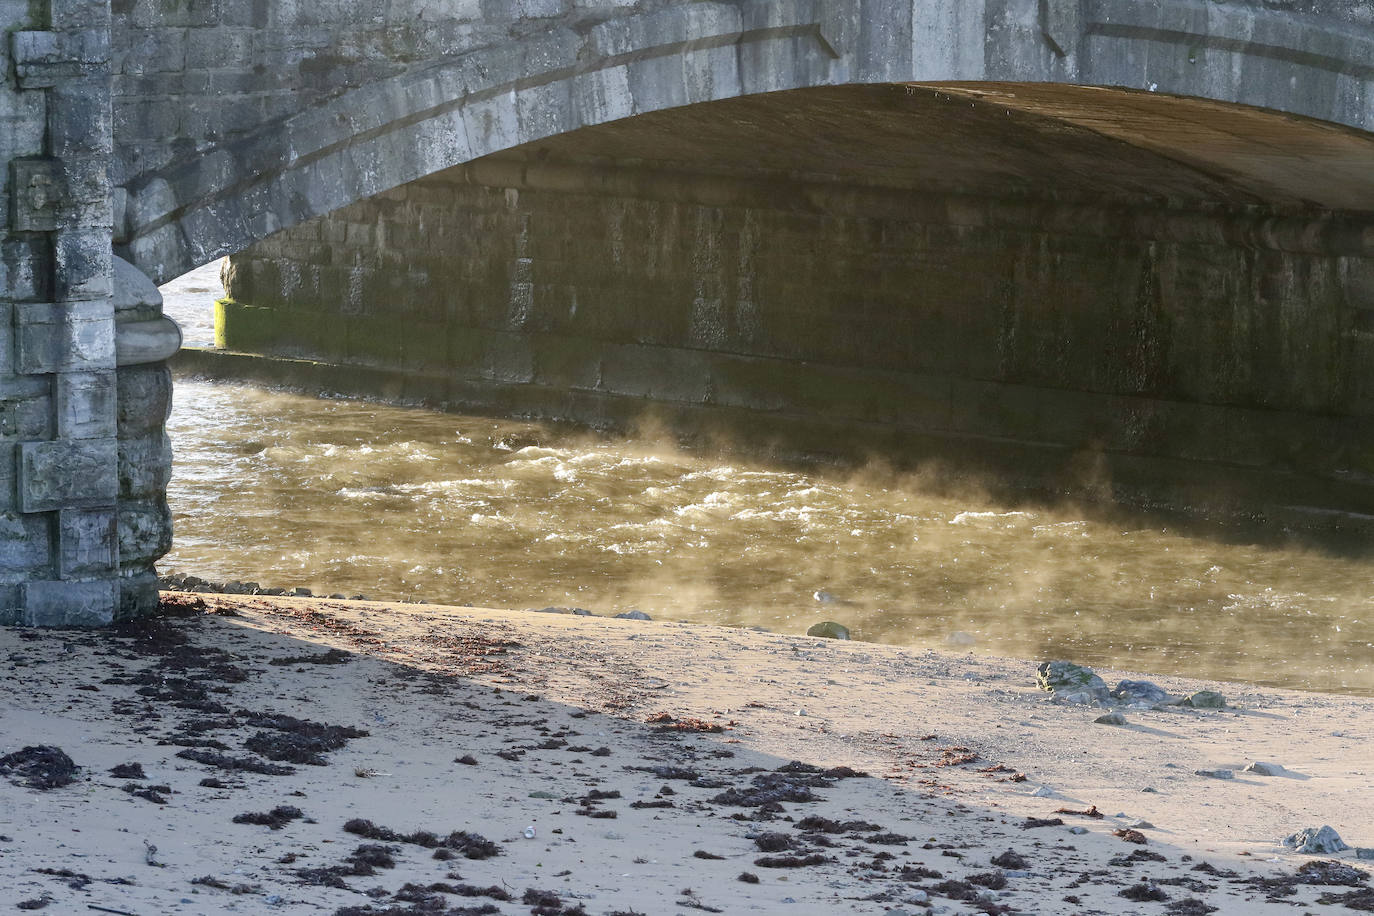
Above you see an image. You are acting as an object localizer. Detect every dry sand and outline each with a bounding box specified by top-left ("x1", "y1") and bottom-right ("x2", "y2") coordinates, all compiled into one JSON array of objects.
[{"x1": 1, "y1": 593, "x2": 1371, "y2": 915}]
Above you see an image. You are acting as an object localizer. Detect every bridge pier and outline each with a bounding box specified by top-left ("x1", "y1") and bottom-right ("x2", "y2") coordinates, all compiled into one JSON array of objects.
[{"x1": 2, "y1": 1, "x2": 175, "y2": 624}]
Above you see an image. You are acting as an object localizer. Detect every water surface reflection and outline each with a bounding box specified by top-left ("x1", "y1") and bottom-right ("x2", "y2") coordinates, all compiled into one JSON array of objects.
[{"x1": 164, "y1": 378, "x2": 1374, "y2": 695}]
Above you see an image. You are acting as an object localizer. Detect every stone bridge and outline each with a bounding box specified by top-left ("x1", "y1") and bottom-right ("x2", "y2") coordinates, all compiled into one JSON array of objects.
[{"x1": 3, "y1": 0, "x2": 1374, "y2": 624}]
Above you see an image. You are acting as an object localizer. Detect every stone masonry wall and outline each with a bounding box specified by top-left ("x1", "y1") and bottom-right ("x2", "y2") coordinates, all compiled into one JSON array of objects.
[
  {"x1": 221, "y1": 157, "x2": 1374, "y2": 519},
  {"x1": 1, "y1": 0, "x2": 124, "y2": 624}
]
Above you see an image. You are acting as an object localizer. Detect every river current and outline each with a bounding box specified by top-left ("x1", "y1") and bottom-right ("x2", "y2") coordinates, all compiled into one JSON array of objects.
[{"x1": 162, "y1": 263, "x2": 1374, "y2": 695}]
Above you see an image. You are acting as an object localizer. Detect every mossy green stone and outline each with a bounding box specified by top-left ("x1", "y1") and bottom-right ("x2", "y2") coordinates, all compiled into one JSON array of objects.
[
  {"x1": 1181, "y1": 690, "x2": 1226, "y2": 709},
  {"x1": 1036, "y1": 660, "x2": 1100, "y2": 692},
  {"x1": 807, "y1": 621, "x2": 851, "y2": 640}
]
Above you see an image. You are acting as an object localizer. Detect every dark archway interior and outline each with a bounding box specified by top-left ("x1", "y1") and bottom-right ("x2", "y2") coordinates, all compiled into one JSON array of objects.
[
  {"x1": 500, "y1": 83, "x2": 1374, "y2": 213},
  {"x1": 215, "y1": 83, "x2": 1374, "y2": 524}
]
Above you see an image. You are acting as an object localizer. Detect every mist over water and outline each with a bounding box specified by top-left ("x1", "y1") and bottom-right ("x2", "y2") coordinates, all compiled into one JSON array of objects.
[{"x1": 163, "y1": 263, "x2": 1374, "y2": 695}]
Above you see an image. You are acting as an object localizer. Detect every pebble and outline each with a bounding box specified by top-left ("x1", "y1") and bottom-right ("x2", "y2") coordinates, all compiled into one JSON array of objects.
[
  {"x1": 1356, "y1": 848, "x2": 1374, "y2": 860},
  {"x1": 1128, "y1": 820, "x2": 1155, "y2": 830},
  {"x1": 1194, "y1": 769, "x2": 1235, "y2": 780},
  {"x1": 1094, "y1": 711, "x2": 1127, "y2": 726},
  {"x1": 1283, "y1": 825, "x2": 1348, "y2": 854},
  {"x1": 1030, "y1": 786, "x2": 1054, "y2": 797},
  {"x1": 1068, "y1": 826, "x2": 1088, "y2": 835}
]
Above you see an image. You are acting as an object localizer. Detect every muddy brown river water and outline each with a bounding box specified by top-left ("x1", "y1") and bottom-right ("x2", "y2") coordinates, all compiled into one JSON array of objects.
[{"x1": 163, "y1": 263, "x2": 1374, "y2": 695}]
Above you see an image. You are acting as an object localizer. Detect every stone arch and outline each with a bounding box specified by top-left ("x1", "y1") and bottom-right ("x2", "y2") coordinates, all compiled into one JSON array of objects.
[{"x1": 116, "y1": 0, "x2": 1374, "y2": 282}]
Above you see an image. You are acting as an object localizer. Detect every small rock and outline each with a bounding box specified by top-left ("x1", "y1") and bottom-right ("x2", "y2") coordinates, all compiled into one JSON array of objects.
[
  {"x1": 807, "y1": 621, "x2": 850, "y2": 640},
  {"x1": 1355, "y1": 848, "x2": 1374, "y2": 860},
  {"x1": 615, "y1": 610, "x2": 651, "y2": 620},
  {"x1": 1068, "y1": 826, "x2": 1088, "y2": 835},
  {"x1": 1128, "y1": 820, "x2": 1155, "y2": 830},
  {"x1": 1030, "y1": 786, "x2": 1054, "y2": 798},
  {"x1": 1283, "y1": 825, "x2": 1349, "y2": 855},
  {"x1": 1243, "y1": 761, "x2": 1286, "y2": 777},
  {"x1": 1194, "y1": 769, "x2": 1234, "y2": 780},
  {"x1": 1179, "y1": 690, "x2": 1226, "y2": 709},
  {"x1": 1094, "y1": 711, "x2": 1127, "y2": 726},
  {"x1": 1111, "y1": 680, "x2": 1170, "y2": 705}
]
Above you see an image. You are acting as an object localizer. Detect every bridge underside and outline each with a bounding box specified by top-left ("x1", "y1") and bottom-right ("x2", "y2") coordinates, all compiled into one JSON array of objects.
[{"x1": 213, "y1": 83, "x2": 1374, "y2": 527}]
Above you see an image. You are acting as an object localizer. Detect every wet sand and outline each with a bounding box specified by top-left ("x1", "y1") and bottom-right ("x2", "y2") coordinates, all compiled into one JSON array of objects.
[{"x1": 0, "y1": 594, "x2": 1370, "y2": 915}]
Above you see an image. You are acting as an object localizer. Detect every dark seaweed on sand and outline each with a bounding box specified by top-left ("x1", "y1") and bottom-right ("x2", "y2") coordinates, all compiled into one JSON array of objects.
[
  {"x1": 0, "y1": 746, "x2": 78, "y2": 790},
  {"x1": 343, "y1": 819, "x2": 501, "y2": 859}
]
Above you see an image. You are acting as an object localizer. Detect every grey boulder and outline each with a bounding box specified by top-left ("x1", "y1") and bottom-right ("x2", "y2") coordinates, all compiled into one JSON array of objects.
[{"x1": 1283, "y1": 825, "x2": 1349, "y2": 854}]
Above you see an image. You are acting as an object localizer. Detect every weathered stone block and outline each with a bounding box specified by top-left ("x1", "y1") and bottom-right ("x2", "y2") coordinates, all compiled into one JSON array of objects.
[
  {"x1": 13, "y1": 388, "x2": 55, "y2": 440},
  {"x1": 56, "y1": 370, "x2": 117, "y2": 439},
  {"x1": 17, "y1": 301, "x2": 117, "y2": 373},
  {"x1": 0, "y1": 586, "x2": 21, "y2": 626},
  {"x1": 480, "y1": 0, "x2": 568, "y2": 19},
  {"x1": 117, "y1": 569, "x2": 159, "y2": 620},
  {"x1": 0, "y1": 510, "x2": 51, "y2": 574},
  {"x1": 52, "y1": 0, "x2": 113, "y2": 31},
  {"x1": 115, "y1": 316, "x2": 181, "y2": 365},
  {"x1": 49, "y1": 87, "x2": 114, "y2": 159},
  {"x1": 21, "y1": 579, "x2": 117, "y2": 626},
  {"x1": 9, "y1": 158, "x2": 61, "y2": 231},
  {"x1": 117, "y1": 431, "x2": 172, "y2": 498},
  {"x1": 54, "y1": 228, "x2": 113, "y2": 300},
  {"x1": 115, "y1": 363, "x2": 173, "y2": 434},
  {"x1": 18, "y1": 437, "x2": 117, "y2": 512},
  {"x1": 117, "y1": 498, "x2": 171, "y2": 565},
  {"x1": 184, "y1": 28, "x2": 253, "y2": 70},
  {"x1": 11, "y1": 29, "x2": 111, "y2": 88},
  {"x1": 58, "y1": 507, "x2": 117, "y2": 577},
  {"x1": 2, "y1": 236, "x2": 55, "y2": 303}
]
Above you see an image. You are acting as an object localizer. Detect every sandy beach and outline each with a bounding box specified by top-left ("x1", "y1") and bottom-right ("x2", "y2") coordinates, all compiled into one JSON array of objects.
[{"x1": 1, "y1": 593, "x2": 1371, "y2": 915}]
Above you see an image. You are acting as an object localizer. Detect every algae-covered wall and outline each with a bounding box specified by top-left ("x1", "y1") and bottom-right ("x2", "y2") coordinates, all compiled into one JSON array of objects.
[{"x1": 219, "y1": 131, "x2": 1374, "y2": 520}]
